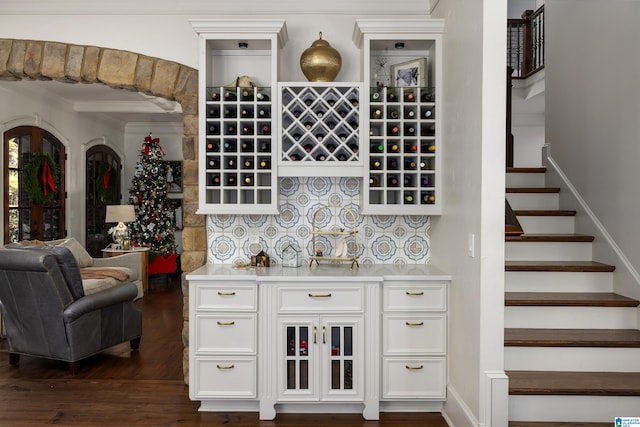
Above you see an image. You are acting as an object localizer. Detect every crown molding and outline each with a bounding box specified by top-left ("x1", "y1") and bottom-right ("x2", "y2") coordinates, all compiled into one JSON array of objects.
[
  {"x1": 189, "y1": 19, "x2": 289, "y2": 47},
  {"x1": 352, "y1": 18, "x2": 445, "y2": 47},
  {"x1": 0, "y1": 0, "x2": 433, "y2": 15}
]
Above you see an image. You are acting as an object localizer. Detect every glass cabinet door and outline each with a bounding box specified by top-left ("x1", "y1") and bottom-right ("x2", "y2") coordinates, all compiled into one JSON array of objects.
[
  {"x1": 279, "y1": 317, "x2": 317, "y2": 399},
  {"x1": 285, "y1": 324, "x2": 310, "y2": 391},
  {"x1": 329, "y1": 325, "x2": 354, "y2": 390},
  {"x1": 322, "y1": 317, "x2": 362, "y2": 400},
  {"x1": 278, "y1": 316, "x2": 362, "y2": 401}
]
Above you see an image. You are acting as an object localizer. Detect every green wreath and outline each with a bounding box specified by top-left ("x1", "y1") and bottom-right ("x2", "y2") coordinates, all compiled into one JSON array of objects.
[
  {"x1": 96, "y1": 161, "x2": 118, "y2": 201},
  {"x1": 23, "y1": 152, "x2": 59, "y2": 206}
]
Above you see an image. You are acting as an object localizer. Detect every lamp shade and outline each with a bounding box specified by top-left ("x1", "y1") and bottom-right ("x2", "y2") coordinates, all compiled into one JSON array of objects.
[{"x1": 105, "y1": 205, "x2": 136, "y2": 224}]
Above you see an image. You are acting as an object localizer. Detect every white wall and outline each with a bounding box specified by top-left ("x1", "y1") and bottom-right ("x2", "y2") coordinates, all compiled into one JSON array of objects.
[
  {"x1": 432, "y1": 0, "x2": 508, "y2": 425},
  {"x1": 0, "y1": 81, "x2": 126, "y2": 243},
  {"x1": 546, "y1": 0, "x2": 640, "y2": 290}
]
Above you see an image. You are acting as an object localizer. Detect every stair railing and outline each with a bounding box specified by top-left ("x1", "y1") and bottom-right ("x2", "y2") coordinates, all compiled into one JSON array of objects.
[
  {"x1": 506, "y1": 66, "x2": 514, "y2": 167},
  {"x1": 507, "y1": 5, "x2": 545, "y2": 78}
]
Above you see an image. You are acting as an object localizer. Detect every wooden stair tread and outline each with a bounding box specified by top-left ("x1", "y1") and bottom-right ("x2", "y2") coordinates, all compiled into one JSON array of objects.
[
  {"x1": 507, "y1": 167, "x2": 547, "y2": 173},
  {"x1": 505, "y1": 261, "x2": 616, "y2": 272},
  {"x1": 507, "y1": 187, "x2": 560, "y2": 193},
  {"x1": 506, "y1": 234, "x2": 594, "y2": 242},
  {"x1": 514, "y1": 210, "x2": 576, "y2": 216},
  {"x1": 507, "y1": 370, "x2": 640, "y2": 395},
  {"x1": 509, "y1": 422, "x2": 613, "y2": 427},
  {"x1": 505, "y1": 292, "x2": 639, "y2": 307},
  {"x1": 505, "y1": 328, "x2": 640, "y2": 347}
]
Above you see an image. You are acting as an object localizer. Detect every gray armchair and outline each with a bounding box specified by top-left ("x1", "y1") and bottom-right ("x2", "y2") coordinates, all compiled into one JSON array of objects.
[{"x1": 0, "y1": 246, "x2": 142, "y2": 374}]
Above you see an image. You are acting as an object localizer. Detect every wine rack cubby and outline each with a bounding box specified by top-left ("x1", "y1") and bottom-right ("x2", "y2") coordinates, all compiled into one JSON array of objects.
[
  {"x1": 366, "y1": 85, "x2": 437, "y2": 208},
  {"x1": 278, "y1": 83, "x2": 364, "y2": 176},
  {"x1": 204, "y1": 86, "x2": 274, "y2": 207}
]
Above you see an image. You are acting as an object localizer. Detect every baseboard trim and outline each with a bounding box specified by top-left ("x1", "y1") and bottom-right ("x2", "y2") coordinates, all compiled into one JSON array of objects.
[{"x1": 442, "y1": 384, "x2": 478, "y2": 427}]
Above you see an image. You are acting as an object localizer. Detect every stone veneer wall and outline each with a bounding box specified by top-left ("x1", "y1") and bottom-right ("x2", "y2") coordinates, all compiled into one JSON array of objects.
[{"x1": 0, "y1": 39, "x2": 206, "y2": 383}]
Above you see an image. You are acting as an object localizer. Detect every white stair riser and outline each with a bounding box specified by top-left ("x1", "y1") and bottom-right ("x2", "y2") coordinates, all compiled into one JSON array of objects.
[
  {"x1": 506, "y1": 241, "x2": 592, "y2": 261},
  {"x1": 517, "y1": 215, "x2": 575, "y2": 234},
  {"x1": 507, "y1": 193, "x2": 559, "y2": 210},
  {"x1": 506, "y1": 173, "x2": 546, "y2": 188},
  {"x1": 506, "y1": 347, "x2": 640, "y2": 372},
  {"x1": 505, "y1": 271, "x2": 614, "y2": 293},
  {"x1": 509, "y1": 395, "x2": 640, "y2": 422},
  {"x1": 505, "y1": 306, "x2": 638, "y2": 329}
]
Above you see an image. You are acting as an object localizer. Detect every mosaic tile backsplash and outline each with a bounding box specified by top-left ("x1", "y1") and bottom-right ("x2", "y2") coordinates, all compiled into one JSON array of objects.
[{"x1": 206, "y1": 177, "x2": 431, "y2": 265}]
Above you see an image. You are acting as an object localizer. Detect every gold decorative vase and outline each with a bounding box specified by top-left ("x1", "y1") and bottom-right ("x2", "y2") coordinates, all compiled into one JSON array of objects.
[{"x1": 300, "y1": 32, "x2": 342, "y2": 82}]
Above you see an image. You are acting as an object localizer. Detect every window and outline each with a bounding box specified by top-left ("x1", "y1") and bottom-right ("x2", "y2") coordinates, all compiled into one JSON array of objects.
[
  {"x1": 86, "y1": 145, "x2": 121, "y2": 257},
  {"x1": 4, "y1": 126, "x2": 66, "y2": 242}
]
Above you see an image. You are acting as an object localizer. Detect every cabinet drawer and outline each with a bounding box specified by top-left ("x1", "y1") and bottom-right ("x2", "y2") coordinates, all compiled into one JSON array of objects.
[
  {"x1": 383, "y1": 282, "x2": 446, "y2": 311},
  {"x1": 277, "y1": 286, "x2": 364, "y2": 313},
  {"x1": 194, "y1": 314, "x2": 257, "y2": 354},
  {"x1": 194, "y1": 283, "x2": 257, "y2": 311},
  {"x1": 382, "y1": 357, "x2": 446, "y2": 399},
  {"x1": 383, "y1": 314, "x2": 446, "y2": 355},
  {"x1": 192, "y1": 357, "x2": 256, "y2": 398}
]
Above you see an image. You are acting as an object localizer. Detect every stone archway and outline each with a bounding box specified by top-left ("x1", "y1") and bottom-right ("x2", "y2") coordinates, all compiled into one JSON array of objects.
[{"x1": 0, "y1": 38, "x2": 206, "y2": 382}]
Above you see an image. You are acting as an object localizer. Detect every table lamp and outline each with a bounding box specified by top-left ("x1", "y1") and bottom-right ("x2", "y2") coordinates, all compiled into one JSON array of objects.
[{"x1": 105, "y1": 205, "x2": 136, "y2": 249}]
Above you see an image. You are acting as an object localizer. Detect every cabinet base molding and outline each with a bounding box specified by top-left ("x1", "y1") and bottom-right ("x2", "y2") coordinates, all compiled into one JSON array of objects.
[
  {"x1": 379, "y1": 400, "x2": 444, "y2": 412},
  {"x1": 198, "y1": 400, "x2": 443, "y2": 416},
  {"x1": 198, "y1": 400, "x2": 259, "y2": 412}
]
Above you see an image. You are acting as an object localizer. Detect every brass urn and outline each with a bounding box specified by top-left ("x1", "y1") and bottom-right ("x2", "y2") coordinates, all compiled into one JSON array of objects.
[{"x1": 300, "y1": 32, "x2": 342, "y2": 82}]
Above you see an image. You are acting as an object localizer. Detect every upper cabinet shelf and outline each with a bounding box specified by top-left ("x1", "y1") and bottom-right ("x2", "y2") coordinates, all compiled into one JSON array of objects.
[
  {"x1": 192, "y1": 18, "x2": 444, "y2": 216},
  {"x1": 192, "y1": 19, "x2": 288, "y2": 215},
  {"x1": 353, "y1": 19, "x2": 444, "y2": 215},
  {"x1": 278, "y1": 82, "x2": 364, "y2": 177}
]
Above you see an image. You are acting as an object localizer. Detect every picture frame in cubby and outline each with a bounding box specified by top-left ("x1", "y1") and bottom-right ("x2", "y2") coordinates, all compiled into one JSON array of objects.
[
  {"x1": 390, "y1": 58, "x2": 428, "y2": 88},
  {"x1": 163, "y1": 161, "x2": 183, "y2": 193}
]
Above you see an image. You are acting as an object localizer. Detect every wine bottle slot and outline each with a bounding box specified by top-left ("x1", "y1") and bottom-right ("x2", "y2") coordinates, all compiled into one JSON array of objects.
[{"x1": 256, "y1": 91, "x2": 270, "y2": 101}]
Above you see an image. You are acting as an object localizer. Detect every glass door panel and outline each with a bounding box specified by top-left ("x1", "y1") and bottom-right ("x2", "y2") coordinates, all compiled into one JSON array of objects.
[
  {"x1": 285, "y1": 325, "x2": 310, "y2": 390},
  {"x1": 329, "y1": 325, "x2": 354, "y2": 390}
]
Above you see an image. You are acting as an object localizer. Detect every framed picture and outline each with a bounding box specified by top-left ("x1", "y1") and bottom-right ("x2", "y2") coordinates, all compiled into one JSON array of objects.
[
  {"x1": 390, "y1": 58, "x2": 428, "y2": 88},
  {"x1": 164, "y1": 161, "x2": 182, "y2": 193},
  {"x1": 170, "y1": 199, "x2": 183, "y2": 230}
]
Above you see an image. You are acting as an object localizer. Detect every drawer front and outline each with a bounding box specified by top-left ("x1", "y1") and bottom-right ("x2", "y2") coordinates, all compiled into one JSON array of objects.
[
  {"x1": 383, "y1": 282, "x2": 446, "y2": 311},
  {"x1": 194, "y1": 314, "x2": 257, "y2": 354},
  {"x1": 277, "y1": 286, "x2": 364, "y2": 313},
  {"x1": 383, "y1": 314, "x2": 446, "y2": 355},
  {"x1": 192, "y1": 357, "x2": 256, "y2": 398},
  {"x1": 194, "y1": 283, "x2": 257, "y2": 311},
  {"x1": 382, "y1": 357, "x2": 446, "y2": 399}
]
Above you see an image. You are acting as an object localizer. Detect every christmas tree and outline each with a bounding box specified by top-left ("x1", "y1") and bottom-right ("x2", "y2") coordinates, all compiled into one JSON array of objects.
[{"x1": 128, "y1": 133, "x2": 176, "y2": 254}]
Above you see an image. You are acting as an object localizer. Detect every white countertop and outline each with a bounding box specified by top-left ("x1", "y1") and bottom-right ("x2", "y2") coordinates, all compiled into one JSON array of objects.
[{"x1": 186, "y1": 263, "x2": 451, "y2": 282}]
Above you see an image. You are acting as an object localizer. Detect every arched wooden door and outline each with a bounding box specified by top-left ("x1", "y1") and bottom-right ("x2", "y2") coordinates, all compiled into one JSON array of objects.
[
  {"x1": 3, "y1": 126, "x2": 66, "y2": 243},
  {"x1": 86, "y1": 145, "x2": 122, "y2": 257}
]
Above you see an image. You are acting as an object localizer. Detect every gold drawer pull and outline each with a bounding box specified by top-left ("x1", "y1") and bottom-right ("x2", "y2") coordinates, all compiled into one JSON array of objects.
[
  {"x1": 217, "y1": 321, "x2": 235, "y2": 326},
  {"x1": 405, "y1": 321, "x2": 424, "y2": 327},
  {"x1": 405, "y1": 365, "x2": 424, "y2": 370},
  {"x1": 406, "y1": 291, "x2": 424, "y2": 296},
  {"x1": 217, "y1": 364, "x2": 235, "y2": 370},
  {"x1": 308, "y1": 293, "x2": 332, "y2": 298},
  {"x1": 217, "y1": 291, "x2": 236, "y2": 296}
]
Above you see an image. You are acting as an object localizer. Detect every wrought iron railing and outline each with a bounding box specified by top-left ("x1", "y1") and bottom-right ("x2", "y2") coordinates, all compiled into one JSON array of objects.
[{"x1": 507, "y1": 5, "x2": 544, "y2": 78}]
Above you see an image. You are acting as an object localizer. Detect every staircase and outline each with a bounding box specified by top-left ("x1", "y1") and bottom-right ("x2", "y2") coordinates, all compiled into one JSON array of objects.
[{"x1": 505, "y1": 167, "x2": 640, "y2": 424}]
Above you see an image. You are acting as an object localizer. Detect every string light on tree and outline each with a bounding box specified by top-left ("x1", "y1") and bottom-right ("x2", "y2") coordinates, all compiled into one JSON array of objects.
[{"x1": 128, "y1": 133, "x2": 177, "y2": 255}]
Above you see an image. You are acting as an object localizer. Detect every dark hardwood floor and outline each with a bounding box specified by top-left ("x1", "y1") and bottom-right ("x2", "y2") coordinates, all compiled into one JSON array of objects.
[{"x1": 0, "y1": 279, "x2": 449, "y2": 426}]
